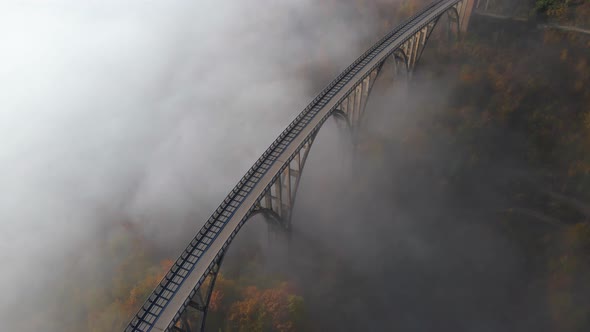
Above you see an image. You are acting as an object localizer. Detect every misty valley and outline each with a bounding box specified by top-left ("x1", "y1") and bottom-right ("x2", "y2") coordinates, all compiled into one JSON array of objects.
[{"x1": 1, "y1": 0, "x2": 589, "y2": 332}]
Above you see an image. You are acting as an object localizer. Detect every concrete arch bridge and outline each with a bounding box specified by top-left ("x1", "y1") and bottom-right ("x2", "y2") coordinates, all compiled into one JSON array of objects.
[{"x1": 125, "y1": 1, "x2": 476, "y2": 331}]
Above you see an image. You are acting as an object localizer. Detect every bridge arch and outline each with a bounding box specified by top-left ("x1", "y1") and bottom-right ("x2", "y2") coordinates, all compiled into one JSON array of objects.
[{"x1": 124, "y1": 1, "x2": 475, "y2": 331}]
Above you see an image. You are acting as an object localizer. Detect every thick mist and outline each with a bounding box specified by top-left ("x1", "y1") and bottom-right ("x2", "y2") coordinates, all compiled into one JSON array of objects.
[
  {"x1": 0, "y1": 0, "x2": 395, "y2": 330},
  {"x1": 4, "y1": 1, "x2": 566, "y2": 331},
  {"x1": 221, "y1": 15, "x2": 576, "y2": 331}
]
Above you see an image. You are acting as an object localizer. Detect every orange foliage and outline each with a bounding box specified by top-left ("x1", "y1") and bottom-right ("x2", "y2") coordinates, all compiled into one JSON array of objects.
[
  {"x1": 227, "y1": 282, "x2": 303, "y2": 332},
  {"x1": 583, "y1": 112, "x2": 590, "y2": 132},
  {"x1": 560, "y1": 48, "x2": 569, "y2": 61},
  {"x1": 459, "y1": 64, "x2": 481, "y2": 84},
  {"x1": 87, "y1": 257, "x2": 173, "y2": 332},
  {"x1": 209, "y1": 289, "x2": 224, "y2": 312},
  {"x1": 547, "y1": 222, "x2": 590, "y2": 331},
  {"x1": 547, "y1": 5, "x2": 568, "y2": 19},
  {"x1": 543, "y1": 30, "x2": 564, "y2": 45}
]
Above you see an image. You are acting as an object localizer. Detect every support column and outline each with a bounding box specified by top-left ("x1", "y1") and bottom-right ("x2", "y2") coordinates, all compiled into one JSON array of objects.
[
  {"x1": 460, "y1": 0, "x2": 476, "y2": 34},
  {"x1": 178, "y1": 255, "x2": 224, "y2": 332}
]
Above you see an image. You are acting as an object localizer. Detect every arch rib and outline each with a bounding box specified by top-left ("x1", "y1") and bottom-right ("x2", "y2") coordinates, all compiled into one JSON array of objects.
[{"x1": 257, "y1": 132, "x2": 317, "y2": 229}]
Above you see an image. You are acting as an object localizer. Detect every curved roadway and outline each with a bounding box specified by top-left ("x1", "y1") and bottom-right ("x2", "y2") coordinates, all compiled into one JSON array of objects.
[{"x1": 126, "y1": 1, "x2": 462, "y2": 331}]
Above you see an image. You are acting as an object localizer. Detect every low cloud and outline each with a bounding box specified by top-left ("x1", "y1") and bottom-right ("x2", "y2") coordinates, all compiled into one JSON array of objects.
[{"x1": 0, "y1": 0, "x2": 392, "y2": 330}]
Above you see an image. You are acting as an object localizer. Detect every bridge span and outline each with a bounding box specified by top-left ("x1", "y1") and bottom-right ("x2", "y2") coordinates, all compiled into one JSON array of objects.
[{"x1": 125, "y1": 1, "x2": 475, "y2": 331}]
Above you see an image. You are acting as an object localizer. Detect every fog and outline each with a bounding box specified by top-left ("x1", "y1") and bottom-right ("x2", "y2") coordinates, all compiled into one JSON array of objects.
[
  {"x1": 0, "y1": 0, "x2": 392, "y2": 330},
  {"x1": 221, "y1": 14, "x2": 567, "y2": 330},
  {"x1": 2, "y1": 0, "x2": 566, "y2": 330},
  {"x1": 230, "y1": 69, "x2": 547, "y2": 331}
]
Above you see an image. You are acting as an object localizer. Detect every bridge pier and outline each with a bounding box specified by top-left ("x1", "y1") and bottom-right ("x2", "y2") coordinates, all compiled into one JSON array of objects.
[
  {"x1": 255, "y1": 134, "x2": 316, "y2": 233},
  {"x1": 124, "y1": 2, "x2": 481, "y2": 331},
  {"x1": 337, "y1": 66, "x2": 381, "y2": 140},
  {"x1": 445, "y1": 0, "x2": 476, "y2": 43},
  {"x1": 171, "y1": 255, "x2": 224, "y2": 332},
  {"x1": 461, "y1": 0, "x2": 476, "y2": 33}
]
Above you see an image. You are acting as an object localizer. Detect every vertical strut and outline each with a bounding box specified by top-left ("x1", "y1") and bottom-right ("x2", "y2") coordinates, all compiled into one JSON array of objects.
[
  {"x1": 285, "y1": 167, "x2": 292, "y2": 223},
  {"x1": 198, "y1": 259, "x2": 222, "y2": 332},
  {"x1": 415, "y1": 19, "x2": 439, "y2": 68},
  {"x1": 356, "y1": 64, "x2": 384, "y2": 130},
  {"x1": 256, "y1": 133, "x2": 317, "y2": 231},
  {"x1": 275, "y1": 176, "x2": 282, "y2": 218},
  {"x1": 459, "y1": 0, "x2": 475, "y2": 33},
  {"x1": 406, "y1": 36, "x2": 415, "y2": 73},
  {"x1": 179, "y1": 255, "x2": 224, "y2": 332}
]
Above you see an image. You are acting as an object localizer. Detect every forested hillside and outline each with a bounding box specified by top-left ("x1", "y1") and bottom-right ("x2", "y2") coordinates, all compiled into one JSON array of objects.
[
  {"x1": 51, "y1": 1, "x2": 590, "y2": 331},
  {"x1": 414, "y1": 12, "x2": 590, "y2": 329}
]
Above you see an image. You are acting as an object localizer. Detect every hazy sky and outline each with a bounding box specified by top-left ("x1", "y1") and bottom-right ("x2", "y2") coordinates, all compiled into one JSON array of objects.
[
  {"x1": 0, "y1": 0, "x2": 385, "y2": 329},
  {"x1": 0, "y1": 1, "x2": 547, "y2": 331}
]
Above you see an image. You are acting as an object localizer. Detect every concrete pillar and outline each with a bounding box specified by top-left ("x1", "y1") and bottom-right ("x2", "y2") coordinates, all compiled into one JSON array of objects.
[{"x1": 460, "y1": 0, "x2": 476, "y2": 33}]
